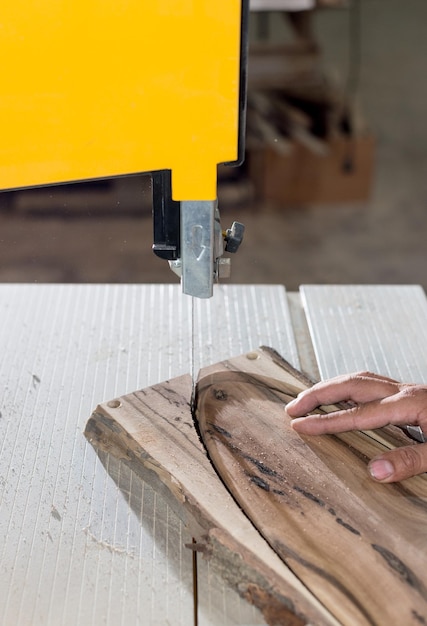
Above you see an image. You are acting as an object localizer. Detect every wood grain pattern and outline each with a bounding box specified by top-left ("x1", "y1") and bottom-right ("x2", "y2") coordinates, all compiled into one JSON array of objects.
[
  {"x1": 196, "y1": 348, "x2": 427, "y2": 626},
  {"x1": 85, "y1": 365, "x2": 338, "y2": 626}
]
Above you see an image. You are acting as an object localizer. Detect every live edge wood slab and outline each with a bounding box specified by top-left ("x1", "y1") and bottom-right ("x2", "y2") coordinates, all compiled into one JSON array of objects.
[{"x1": 85, "y1": 347, "x2": 427, "y2": 626}]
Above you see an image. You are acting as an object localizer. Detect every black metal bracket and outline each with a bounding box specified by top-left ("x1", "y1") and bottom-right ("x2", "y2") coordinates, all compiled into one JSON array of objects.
[{"x1": 152, "y1": 170, "x2": 181, "y2": 261}]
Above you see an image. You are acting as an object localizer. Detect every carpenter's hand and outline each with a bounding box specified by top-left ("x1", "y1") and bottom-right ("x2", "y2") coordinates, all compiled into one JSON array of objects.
[{"x1": 286, "y1": 371, "x2": 427, "y2": 482}]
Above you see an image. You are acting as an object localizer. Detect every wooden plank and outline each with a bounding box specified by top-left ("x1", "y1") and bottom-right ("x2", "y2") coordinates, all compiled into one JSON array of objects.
[
  {"x1": 84, "y1": 363, "x2": 339, "y2": 626},
  {"x1": 196, "y1": 348, "x2": 427, "y2": 626}
]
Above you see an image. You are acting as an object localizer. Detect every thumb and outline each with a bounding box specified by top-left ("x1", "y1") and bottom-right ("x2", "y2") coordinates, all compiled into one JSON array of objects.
[{"x1": 368, "y1": 444, "x2": 427, "y2": 483}]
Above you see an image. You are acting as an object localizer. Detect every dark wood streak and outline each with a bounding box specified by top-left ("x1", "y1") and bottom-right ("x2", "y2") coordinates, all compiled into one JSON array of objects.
[
  {"x1": 412, "y1": 608, "x2": 427, "y2": 625},
  {"x1": 198, "y1": 369, "x2": 301, "y2": 405},
  {"x1": 292, "y1": 485, "x2": 325, "y2": 507},
  {"x1": 241, "y1": 452, "x2": 281, "y2": 479},
  {"x1": 372, "y1": 544, "x2": 427, "y2": 600},
  {"x1": 148, "y1": 382, "x2": 189, "y2": 408},
  {"x1": 247, "y1": 473, "x2": 271, "y2": 491},
  {"x1": 208, "y1": 425, "x2": 285, "y2": 482},
  {"x1": 328, "y1": 434, "x2": 372, "y2": 465},
  {"x1": 335, "y1": 518, "x2": 360, "y2": 536},
  {"x1": 210, "y1": 423, "x2": 232, "y2": 439},
  {"x1": 273, "y1": 540, "x2": 378, "y2": 626}
]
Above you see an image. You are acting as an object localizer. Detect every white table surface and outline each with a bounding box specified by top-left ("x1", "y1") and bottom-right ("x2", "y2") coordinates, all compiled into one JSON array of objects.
[{"x1": 1, "y1": 283, "x2": 426, "y2": 626}]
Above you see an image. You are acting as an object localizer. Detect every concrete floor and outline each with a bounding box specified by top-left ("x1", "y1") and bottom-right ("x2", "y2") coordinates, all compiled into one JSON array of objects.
[{"x1": 0, "y1": 0, "x2": 426, "y2": 291}]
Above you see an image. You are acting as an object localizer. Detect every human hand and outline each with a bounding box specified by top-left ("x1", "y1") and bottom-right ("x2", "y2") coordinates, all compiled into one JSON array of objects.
[{"x1": 286, "y1": 371, "x2": 427, "y2": 483}]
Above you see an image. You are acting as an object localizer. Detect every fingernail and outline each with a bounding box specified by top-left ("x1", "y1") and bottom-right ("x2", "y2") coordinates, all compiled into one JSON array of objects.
[{"x1": 369, "y1": 459, "x2": 394, "y2": 481}]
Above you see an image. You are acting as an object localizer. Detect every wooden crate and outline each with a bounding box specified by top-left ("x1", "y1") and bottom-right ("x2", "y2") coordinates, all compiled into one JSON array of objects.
[{"x1": 248, "y1": 132, "x2": 375, "y2": 206}]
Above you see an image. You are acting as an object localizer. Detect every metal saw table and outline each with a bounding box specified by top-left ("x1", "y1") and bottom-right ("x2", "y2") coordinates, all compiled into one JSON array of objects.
[{"x1": 1, "y1": 283, "x2": 427, "y2": 626}]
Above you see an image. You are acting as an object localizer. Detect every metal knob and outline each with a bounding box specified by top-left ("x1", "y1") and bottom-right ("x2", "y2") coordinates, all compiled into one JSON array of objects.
[{"x1": 224, "y1": 221, "x2": 245, "y2": 253}]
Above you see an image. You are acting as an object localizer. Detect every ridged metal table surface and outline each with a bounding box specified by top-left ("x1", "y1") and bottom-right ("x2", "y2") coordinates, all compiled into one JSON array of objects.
[
  {"x1": 1, "y1": 283, "x2": 426, "y2": 626},
  {"x1": 0, "y1": 284, "x2": 298, "y2": 626},
  {"x1": 301, "y1": 284, "x2": 427, "y2": 383}
]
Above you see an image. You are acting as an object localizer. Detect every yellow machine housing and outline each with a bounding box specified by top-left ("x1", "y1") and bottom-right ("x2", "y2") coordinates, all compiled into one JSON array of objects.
[{"x1": 0, "y1": 1, "x2": 244, "y2": 201}]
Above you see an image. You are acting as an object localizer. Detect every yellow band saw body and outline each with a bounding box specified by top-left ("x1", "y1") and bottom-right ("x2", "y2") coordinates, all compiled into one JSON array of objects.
[{"x1": 0, "y1": 1, "x2": 248, "y2": 296}]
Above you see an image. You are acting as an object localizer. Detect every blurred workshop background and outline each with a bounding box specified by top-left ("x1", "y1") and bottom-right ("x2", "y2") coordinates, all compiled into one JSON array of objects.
[{"x1": 0, "y1": 0, "x2": 426, "y2": 290}]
